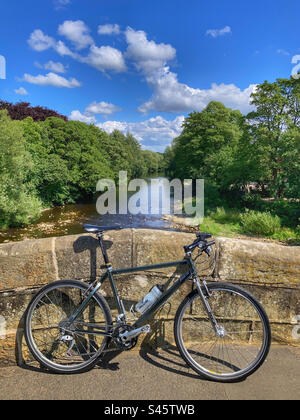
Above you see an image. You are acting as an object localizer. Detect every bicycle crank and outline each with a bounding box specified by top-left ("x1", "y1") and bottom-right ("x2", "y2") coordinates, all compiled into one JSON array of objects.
[{"x1": 119, "y1": 325, "x2": 151, "y2": 343}]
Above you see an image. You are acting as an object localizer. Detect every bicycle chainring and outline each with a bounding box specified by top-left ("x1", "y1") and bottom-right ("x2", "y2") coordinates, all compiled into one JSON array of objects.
[{"x1": 112, "y1": 324, "x2": 138, "y2": 351}]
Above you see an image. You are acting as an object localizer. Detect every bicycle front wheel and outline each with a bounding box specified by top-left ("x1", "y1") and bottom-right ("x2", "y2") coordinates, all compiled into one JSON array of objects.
[
  {"x1": 174, "y1": 282, "x2": 271, "y2": 382},
  {"x1": 25, "y1": 280, "x2": 112, "y2": 374}
]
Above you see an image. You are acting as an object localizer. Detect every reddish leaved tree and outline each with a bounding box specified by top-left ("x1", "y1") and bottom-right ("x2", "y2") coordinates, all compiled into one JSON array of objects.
[{"x1": 0, "y1": 100, "x2": 68, "y2": 121}]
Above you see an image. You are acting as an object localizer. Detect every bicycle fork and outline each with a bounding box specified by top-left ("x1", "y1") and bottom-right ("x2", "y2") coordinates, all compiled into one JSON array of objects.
[{"x1": 193, "y1": 278, "x2": 225, "y2": 339}]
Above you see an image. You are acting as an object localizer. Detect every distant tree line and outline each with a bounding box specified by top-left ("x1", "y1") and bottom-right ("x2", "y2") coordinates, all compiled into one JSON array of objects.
[{"x1": 0, "y1": 105, "x2": 164, "y2": 228}]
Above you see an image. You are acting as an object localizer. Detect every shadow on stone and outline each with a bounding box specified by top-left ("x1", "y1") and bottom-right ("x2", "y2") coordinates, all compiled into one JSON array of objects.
[{"x1": 73, "y1": 235, "x2": 113, "y2": 282}]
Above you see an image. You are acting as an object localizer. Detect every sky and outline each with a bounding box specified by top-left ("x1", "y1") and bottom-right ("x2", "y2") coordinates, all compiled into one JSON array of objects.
[{"x1": 0, "y1": 0, "x2": 299, "y2": 152}]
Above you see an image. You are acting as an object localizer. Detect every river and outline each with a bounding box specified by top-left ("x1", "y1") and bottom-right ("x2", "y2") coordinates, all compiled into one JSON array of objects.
[{"x1": 0, "y1": 177, "x2": 179, "y2": 243}]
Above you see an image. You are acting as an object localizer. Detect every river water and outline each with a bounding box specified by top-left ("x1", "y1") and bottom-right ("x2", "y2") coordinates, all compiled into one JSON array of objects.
[{"x1": 0, "y1": 177, "x2": 178, "y2": 243}]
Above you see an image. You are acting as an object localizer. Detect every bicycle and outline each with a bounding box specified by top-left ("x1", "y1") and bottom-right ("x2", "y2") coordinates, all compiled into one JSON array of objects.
[{"x1": 24, "y1": 224, "x2": 271, "y2": 382}]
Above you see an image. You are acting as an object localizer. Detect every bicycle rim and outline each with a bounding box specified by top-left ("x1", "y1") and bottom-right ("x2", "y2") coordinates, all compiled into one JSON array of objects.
[
  {"x1": 25, "y1": 281, "x2": 111, "y2": 373},
  {"x1": 176, "y1": 283, "x2": 271, "y2": 382}
]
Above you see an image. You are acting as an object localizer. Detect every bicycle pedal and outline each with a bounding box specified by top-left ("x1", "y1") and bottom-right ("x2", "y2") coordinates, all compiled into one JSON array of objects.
[{"x1": 142, "y1": 325, "x2": 151, "y2": 334}]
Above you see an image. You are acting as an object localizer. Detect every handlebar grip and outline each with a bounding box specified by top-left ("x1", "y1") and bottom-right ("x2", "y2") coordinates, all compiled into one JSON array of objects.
[
  {"x1": 206, "y1": 240, "x2": 216, "y2": 247},
  {"x1": 184, "y1": 239, "x2": 216, "y2": 253},
  {"x1": 184, "y1": 240, "x2": 199, "y2": 253}
]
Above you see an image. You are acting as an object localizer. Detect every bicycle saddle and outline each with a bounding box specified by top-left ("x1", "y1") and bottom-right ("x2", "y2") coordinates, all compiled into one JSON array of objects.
[{"x1": 83, "y1": 224, "x2": 123, "y2": 233}]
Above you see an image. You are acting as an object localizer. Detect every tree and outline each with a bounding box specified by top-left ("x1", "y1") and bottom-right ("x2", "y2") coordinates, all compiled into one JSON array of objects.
[
  {"x1": 167, "y1": 101, "x2": 244, "y2": 189},
  {"x1": 0, "y1": 111, "x2": 41, "y2": 227},
  {"x1": 246, "y1": 76, "x2": 300, "y2": 199},
  {"x1": 141, "y1": 150, "x2": 164, "y2": 174},
  {"x1": 0, "y1": 100, "x2": 68, "y2": 121},
  {"x1": 39, "y1": 118, "x2": 114, "y2": 201}
]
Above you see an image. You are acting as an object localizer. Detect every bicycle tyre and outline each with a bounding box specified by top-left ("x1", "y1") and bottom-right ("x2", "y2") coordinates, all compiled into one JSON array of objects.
[
  {"x1": 24, "y1": 280, "x2": 113, "y2": 374},
  {"x1": 174, "y1": 282, "x2": 271, "y2": 383}
]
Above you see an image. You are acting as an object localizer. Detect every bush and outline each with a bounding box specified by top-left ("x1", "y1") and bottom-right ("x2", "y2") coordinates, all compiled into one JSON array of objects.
[
  {"x1": 264, "y1": 200, "x2": 300, "y2": 228},
  {"x1": 240, "y1": 210, "x2": 281, "y2": 236},
  {"x1": 0, "y1": 191, "x2": 41, "y2": 228},
  {"x1": 242, "y1": 195, "x2": 300, "y2": 228}
]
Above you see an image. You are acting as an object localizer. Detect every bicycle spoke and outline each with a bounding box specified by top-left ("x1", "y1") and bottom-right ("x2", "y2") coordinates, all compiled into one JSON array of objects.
[
  {"x1": 27, "y1": 282, "x2": 110, "y2": 371},
  {"x1": 177, "y1": 285, "x2": 269, "y2": 379}
]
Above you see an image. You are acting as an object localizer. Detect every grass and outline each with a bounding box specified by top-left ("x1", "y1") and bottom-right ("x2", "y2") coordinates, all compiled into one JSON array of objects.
[{"x1": 200, "y1": 207, "x2": 300, "y2": 244}]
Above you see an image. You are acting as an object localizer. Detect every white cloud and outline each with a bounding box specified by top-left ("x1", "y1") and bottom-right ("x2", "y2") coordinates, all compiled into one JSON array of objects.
[
  {"x1": 277, "y1": 49, "x2": 290, "y2": 56},
  {"x1": 42, "y1": 61, "x2": 67, "y2": 73},
  {"x1": 97, "y1": 120, "x2": 128, "y2": 133},
  {"x1": 206, "y1": 26, "x2": 232, "y2": 38},
  {"x1": 53, "y1": 0, "x2": 71, "y2": 10},
  {"x1": 28, "y1": 25, "x2": 126, "y2": 74},
  {"x1": 28, "y1": 29, "x2": 56, "y2": 51},
  {"x1": 98, "y1": 24, "x2": 120, "y2": 35},
  {"x1": 58, "y1": 20, "x2": 94, "y2": 50},
  {"x1": 14, "y1": 87, "x2": 29, "y2": 95},
  {"x1": 27, "y1": 24, "x2": 255, "y2": 118},
  {"x1": 54, "y1": 40, "x2": 78, "y2": 58},
  {"x1": 125, "y1": 27, "x2": 176, "y2": 73},
  {"x1": 97, "y1": 115, "x2": 185, "y2": 152},
  {"x1": 123, "y1": 27, "x2": 253, "y2": 115},
  {"x1": 85, "y1": 101, "x2": 122, "y2": 116},
  {"x1": 138, "y1": 66, "x2": 256, "y2": 114},
  {"x1": 22, "y1": 72, "x2": 81, "y2": 88},
  {"x1": 81, "y1": 45, "x2": 127, "y2": 73},
  {"x1": 28, "y1": 29, "x2": 78, "y2": 58},
  {"x1": 69, "y1": 110, "x2": 97, "y2": 123},
  {"x1": 69, "y1": 100, "x2": 122, "y2": 122}
]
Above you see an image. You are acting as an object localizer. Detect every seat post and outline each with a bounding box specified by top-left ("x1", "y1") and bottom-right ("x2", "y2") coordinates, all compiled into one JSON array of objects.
[{"x1": 97, "y1": 232, "x2": 110, "y2": 266}]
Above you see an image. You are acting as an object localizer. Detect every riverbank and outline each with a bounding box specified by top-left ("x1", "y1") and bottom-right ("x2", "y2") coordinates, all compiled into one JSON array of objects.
[
  {"x1": 166, "y1": 212, "x2": 300, "y2": 246},
  {"x1": 0, "y1": 176, "x2": 173, "y2": 244},
  {"x1": 0, "y1": 205, "x2": 173, "y2": 244},
  {"x1": 1, "y1": 207, "x2": 299, "y2": 246},
  {"x1": 1, "y1": 176, "x2": 299, "y2": 246}
]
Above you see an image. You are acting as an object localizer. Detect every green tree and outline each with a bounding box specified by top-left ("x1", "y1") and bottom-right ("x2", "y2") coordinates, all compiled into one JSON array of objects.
[
  {"x1": 168, "y1": 101, "x2": 244, "y2": 189},
  {"x1": 246, "y1": 77, "x2": 300, "y2": 199},
  {"x1": 22, "y1": 117, "x2": 71, "y2": 205},
  {"x1": 141, "y1": 150, "x2": 164, "y2": 174},
  {"x1": 39, "y1": 118, "x2": 114, "y2": 201},
  {"x1": 0, "y1": 111, "x2": 41, "y2": 227}
]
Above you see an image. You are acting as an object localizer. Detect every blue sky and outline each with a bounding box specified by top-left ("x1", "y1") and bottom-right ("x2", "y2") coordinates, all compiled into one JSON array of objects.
[{"x1": 0, "y1": 0, "x2": 299, "y2": 152}]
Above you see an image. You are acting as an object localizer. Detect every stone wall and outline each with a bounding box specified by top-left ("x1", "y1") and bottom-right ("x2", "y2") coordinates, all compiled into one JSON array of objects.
[{"x1": 0, "y1": 229, "x2": 299, "y2": 367}]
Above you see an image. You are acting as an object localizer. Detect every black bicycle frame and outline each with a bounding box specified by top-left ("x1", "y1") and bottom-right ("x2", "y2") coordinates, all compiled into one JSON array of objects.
[{"x1": 69, "y1": 258, "x2": 194, "y2": 337}]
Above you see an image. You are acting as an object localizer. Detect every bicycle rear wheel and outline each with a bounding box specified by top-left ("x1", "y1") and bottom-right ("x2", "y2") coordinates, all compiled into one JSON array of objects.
[
  {"x1": 25, "y1": 280, "x2": 112, "y2": 374},
  {"x1": 174, "y1": 282, "x2": 271, "y2": 382}
]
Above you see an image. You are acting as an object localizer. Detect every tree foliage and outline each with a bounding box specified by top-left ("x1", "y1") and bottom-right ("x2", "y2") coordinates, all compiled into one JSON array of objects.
[
  {"x1": 0, "y1": 108, "x2": 163, "y2": 227},
  {"x1": 0, "y1": 100, "x2": 68, "y2": 121},
  {"x1": 245, "y1": 77, "x2": 300, "y2": 199},
  {"x1": 167, "y1": 101, "x2": 244, "y2": 189},
  {"x1": 166, "y1": 78, "x2": 300, "y2": 198},
  {"x1": 0, "y1": 111, "x2": 41, "y2": 227},
  {"x1": 164, "y1": 77, "x2": 300, "y2": 228}
]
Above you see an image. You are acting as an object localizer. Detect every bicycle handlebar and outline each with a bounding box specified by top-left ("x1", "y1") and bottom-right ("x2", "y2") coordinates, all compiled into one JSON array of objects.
[{"x1": 184, "y1": 234, "x2": 216, "y2": 254}]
